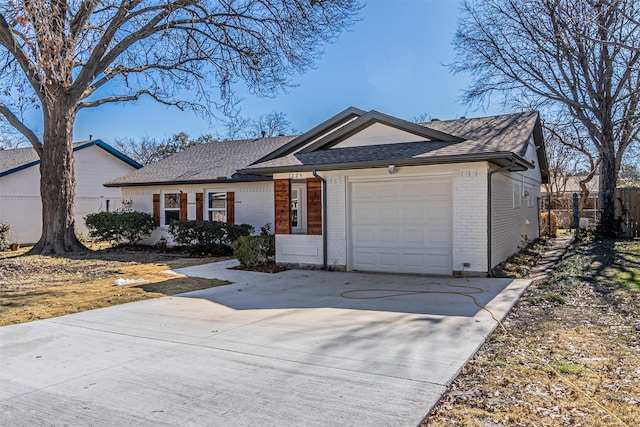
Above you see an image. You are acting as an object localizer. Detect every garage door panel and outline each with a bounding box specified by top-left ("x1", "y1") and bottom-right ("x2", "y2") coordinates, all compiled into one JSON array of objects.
[
  {"x1": 378, "y1": 207, "x2": 399, "y2": 222},
  {"x1": 353, "y1": 228, "x2": 376, "y2": 245},
  {"x1": 353, "y1": 184, "x2": 375, "y2": 200},
  {"x1": 378, "y1": 183, "x2": 399, "y2": 199},
  {"x1": 352, "y1": 205, "x2": 376, "y2": 222},
  {"x1": 429, "y1": 229, "x2": 451, "y2": 245},
  {"x1": 426, "y1": 181, "x2": 450, "y2": 196},
  {"x1": 402, "y1": 207, "x2": 425, "y2": 222},
  {"x1": 351, "y1": 178, "x2": 452, "y2": 275},
  {"x1": 403, "y1": 230, "x2": 426, "y2": 245},
  {"x1": 378, "y1": 230, "x2": 400, "y2": 244},
  {"x1": 353, "y1": 250, "x2": 376, "y2": 266},
  {"x1": 401, "y1": 182, "x2": 424, "y2": 198},
  {"x1": 378, "y1": 252, "x2": 400, "y2": 267}
]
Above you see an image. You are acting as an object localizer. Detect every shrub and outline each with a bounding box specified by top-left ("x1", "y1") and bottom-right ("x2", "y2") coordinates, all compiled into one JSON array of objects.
[
  {"x1": 232, "y1": 235, "x2": 275, "y2": 267},
  {"x1": 232, "y1": 223, "x2": 275, "y2": 267},
  {"x1": 85, "y1": 211, "x2": 155, "y2": 245},
  {"x1": 0, "y1": 223, "x2": 10, "y2": 251},
  {"x1": 168, "y1": 220, "x2": 254, "y2": 255},
  {"x1": 540, "y1": 211, "x2": 559, "y2": 236}
]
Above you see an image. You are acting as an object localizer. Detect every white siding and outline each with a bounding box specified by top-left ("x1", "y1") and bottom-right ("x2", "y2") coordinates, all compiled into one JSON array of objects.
[
  {"x1": 122, "y1": 181, "x2": 275, "y2": 245},
  {"x1": 332, "y1": 123, "x2": 426, "y2": 148},
  {"x1": 490, "y1": 170, "x2": 540, "y2": 268},
  {"x1": 0, "y1": 144, "x2": 137, "y2": 244},
  {"x1": 275, "y1": 234, "x2": 323, "y2": 266}
]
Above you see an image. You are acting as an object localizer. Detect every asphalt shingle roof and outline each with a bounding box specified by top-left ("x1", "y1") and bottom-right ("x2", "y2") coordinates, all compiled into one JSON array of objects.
[
  {"x1": 243, "y1": 112, "x2": 539, "y2": 171},
  {"x1": 106, "y1": 135, "x2": 296, "y2": 186},
  {"x1": 0, "y1": 146, "x2": 40, "y2": 175},
  {"x1": 422, "y1": 111, "x2": 538, "y2": 158}
]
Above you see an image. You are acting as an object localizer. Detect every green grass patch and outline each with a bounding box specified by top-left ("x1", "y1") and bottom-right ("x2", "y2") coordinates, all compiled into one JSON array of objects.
[
  {"x1": 550, "y1": 360, "x2": 588, "y2": 376},
  {"x1": 597, "y1": 240, "x2": 640, "y2": 292},
  {"x1": 480, "y1": 359, "x2": 509, "y2": 368}
]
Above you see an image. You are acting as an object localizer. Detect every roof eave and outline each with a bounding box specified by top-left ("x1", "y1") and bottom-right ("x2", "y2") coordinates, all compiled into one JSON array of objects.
[
  {"x1": 239, "y1": 152, "x2": 534, "y2": 176},
  {"x1": 104, "y1": 175, "x2": 273, "y2": 188}
]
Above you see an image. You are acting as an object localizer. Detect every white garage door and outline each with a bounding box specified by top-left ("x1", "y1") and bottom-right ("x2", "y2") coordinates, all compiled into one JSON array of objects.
[{"x1": 350, "y1": 178, "x2": 452, "y2": 275}]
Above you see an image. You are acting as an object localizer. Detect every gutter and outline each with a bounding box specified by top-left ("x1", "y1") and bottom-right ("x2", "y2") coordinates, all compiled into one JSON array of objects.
[
  {"x1": 239, "y1": 152, "x2": 532, "y2": 176},
  {"x1": 487, "y1": 159, "x2": 516, "y2": 277},
  {"x1": 312, "y1": 169, "x2": 328, "y2": 269},
  {"x1": 103, "y1": 176, "x2": 273, "y2": 188}
]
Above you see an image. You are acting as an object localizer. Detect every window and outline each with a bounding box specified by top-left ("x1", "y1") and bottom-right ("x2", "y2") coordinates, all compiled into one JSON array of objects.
[
  {"x1": 291, "y1": 188, "x2": 300, "y2": 229},
  {"x1": 207, "y1": 192, "x2": 226, "y2": 222},
  {"x1": 291, "y1": 184, "x2": 306, "y2": 232},
  {"x1": 164, "y1": 193, "x2": 180, "y2": 225}
]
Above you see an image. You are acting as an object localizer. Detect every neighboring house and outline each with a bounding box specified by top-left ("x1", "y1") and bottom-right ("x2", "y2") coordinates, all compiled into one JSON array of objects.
[
  {"x1": 540, "y1": 174, "x2": 600, "y2": 229},
  {"x1": 107, "y1": 107, "x2": 548, "y2": 276},
  {"x1": 542, "y1": 173, "x2": 599, "y2": 195},
  {"x1": 0, "y1": 140, "x2": 141, "y2": 244}
]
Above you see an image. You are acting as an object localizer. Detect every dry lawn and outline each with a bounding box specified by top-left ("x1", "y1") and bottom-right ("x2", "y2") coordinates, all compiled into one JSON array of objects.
[
  {"x1": 424, "y1": 236, "x2": 640, "y2": 426},
  {"x1": 0, "y1": 246, "x2": 229, "y2": 326}
]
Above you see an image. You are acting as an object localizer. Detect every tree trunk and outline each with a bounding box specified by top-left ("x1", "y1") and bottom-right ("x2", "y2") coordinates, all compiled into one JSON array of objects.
[
  {"x1": 29, "y1": 101, "x2": 86, "y2": 254},
  {"x1": 599, "y1": 146, "x2": 619, "y2": 236}
]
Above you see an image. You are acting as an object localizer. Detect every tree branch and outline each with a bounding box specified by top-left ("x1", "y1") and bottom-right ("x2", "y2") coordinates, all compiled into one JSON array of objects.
[{"x1": 0, "y1": 102, "x2": 42, "y2": 155}]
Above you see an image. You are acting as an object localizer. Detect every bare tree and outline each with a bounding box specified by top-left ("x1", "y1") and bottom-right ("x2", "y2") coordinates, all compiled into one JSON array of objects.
[
  {"x1": 223, "y1": 110, "x2": 295, "y2": 140},
  {"x1": 0, "y1": 0, "x2": 360, "y2": 253},
  {"x1": 113, "y1": 135, "x2": 164, "y2": 165},
  {"x1": 453, "y1": 0, "x2": 640, "y2": 235},
  {"x1": 0, "y1": 119, "x2": 28, "y2": 149},
  {"x1": 542, "y1": 114, "x2": 601, "y2": 215},
  {"x1": 618, "y1": 163, "x2": 640, "y2": 187}
]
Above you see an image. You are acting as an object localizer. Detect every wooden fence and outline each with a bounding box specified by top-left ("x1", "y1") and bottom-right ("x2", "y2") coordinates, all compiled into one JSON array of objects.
[{"x1": 540, "y1": 188, "x2": 640, "y2": 237}]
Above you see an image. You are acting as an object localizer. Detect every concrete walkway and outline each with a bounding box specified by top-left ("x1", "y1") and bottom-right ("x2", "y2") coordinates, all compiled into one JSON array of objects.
[
  {"x1": 1, "y1": 266, "x2": 531, "y2": 426},
  {"x1": 530, "y1": 233, "x2": 574, "y2": 280}
]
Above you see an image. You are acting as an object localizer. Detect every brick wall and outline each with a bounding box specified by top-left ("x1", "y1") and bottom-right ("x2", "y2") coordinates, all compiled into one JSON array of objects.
[{"x1": 452, "y1": 165, "x2": 488, "y2": 273}]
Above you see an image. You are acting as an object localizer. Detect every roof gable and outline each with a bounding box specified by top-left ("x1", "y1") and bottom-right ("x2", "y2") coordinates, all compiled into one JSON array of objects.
[
  {"x1": 298, "y1": 110, "x2": 463, "y2": 154},
  {"x1": 330, "y1": 122, "x2": 432, "y2": 148}
]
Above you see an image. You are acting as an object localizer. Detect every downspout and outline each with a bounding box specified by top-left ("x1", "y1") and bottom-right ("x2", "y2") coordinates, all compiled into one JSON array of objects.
[
  {"x1": 487, "y1": 159, "x2": 515, "y2": 277},
  {"x1": 312, "y1": 169, "x2": 328, "y2": 269}
]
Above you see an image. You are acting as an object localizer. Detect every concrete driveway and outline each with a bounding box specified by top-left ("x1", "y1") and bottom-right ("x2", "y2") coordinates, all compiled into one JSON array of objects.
[{"x1": 0, "y1": 262, "x2": 531, "y2": 426}]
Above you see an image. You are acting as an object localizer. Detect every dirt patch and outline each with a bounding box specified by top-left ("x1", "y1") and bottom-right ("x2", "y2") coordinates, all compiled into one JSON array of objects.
[
  {"x1": 423, "y1": 235, "x2": 640, "y2": 426},
  {"x1": 0, "y1": 246, "x2": 230, "y2": 326}
]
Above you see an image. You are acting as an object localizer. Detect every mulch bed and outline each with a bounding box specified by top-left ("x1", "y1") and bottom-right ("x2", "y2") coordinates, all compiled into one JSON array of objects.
[{"x1": 232, "y1": 262, "x2": 288, "y2": 274}]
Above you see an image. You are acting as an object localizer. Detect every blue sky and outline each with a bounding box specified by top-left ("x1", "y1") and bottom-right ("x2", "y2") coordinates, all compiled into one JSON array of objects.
[{"x1": 72, "y1": 0, "x2": 503, "y2": 143}]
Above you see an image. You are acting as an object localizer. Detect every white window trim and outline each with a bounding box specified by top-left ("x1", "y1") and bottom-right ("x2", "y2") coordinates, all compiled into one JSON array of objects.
[
  {"x1": 291, "y1": 183, "x2": 307, "y2": 233},
  {"x1": 205, "y1": 190, "x2": 227, "y2": 222},
  {"x1": 162, "y1": 191, "x2": 181, "y2": 227}
]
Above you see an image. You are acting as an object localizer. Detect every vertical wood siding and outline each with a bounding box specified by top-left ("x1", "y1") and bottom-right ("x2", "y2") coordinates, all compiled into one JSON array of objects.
[
  {"x1": 226, "y1": 192, "x2": 235, "y2": 224},
  {"x1": 195, "y1": 193, "x2": 203, "y2": 221},
  {"x1": 152, "y1": 194, "x2": 160, "y2": 226},
  {"x1": 179, "y1": 193, "x2": 188, "y2": 221},
  {"x1": 274, "y1": 179, "x2": 291, "y2": 234},
  {"x1": 306, "y1": 177, "x2": 323, "y2": 235}
]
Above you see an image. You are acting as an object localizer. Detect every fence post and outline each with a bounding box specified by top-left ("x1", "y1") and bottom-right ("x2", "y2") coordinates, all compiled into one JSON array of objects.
[
  {"x1": 537, "y1": 196, "x2": 541, "y2": 237},
  {"x1": 573, "y1": 192, "x2": 579, "y2": 230},
  {"x1": 547, "y1": 194, "x2": 552, "y2": 236}
]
